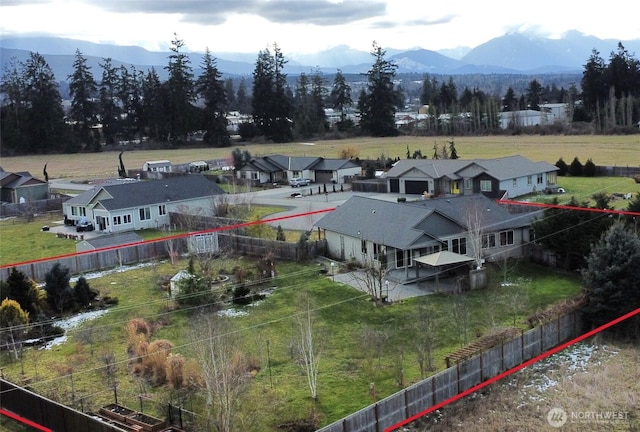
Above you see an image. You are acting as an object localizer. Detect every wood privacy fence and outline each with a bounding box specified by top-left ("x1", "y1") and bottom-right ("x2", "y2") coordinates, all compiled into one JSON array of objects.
[
  {"x1": 0, "y1": 197, "x2": 67, "y2": 217},
  {"x1": 0, "y1": 233, "x2": 324, "y2": 283},
  {"x1": 317, "y1": 312, "x2": 582, "y2": 432}
]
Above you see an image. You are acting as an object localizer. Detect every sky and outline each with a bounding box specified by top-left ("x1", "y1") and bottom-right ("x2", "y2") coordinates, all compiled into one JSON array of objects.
[{"x1": 1, "y1": 0, "x2": 639, "y2": 55}]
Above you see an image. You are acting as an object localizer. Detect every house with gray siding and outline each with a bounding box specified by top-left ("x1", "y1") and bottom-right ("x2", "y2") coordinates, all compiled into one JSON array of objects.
[
  {"x1": 63, "y1": 176, "x2": 225, "y2": 233},
  {"x1": 0, "y1": 168, "x2": 49, "y2": 203},
  {"x1": 386, "y1": 155, "x2": 558, "y2": 199},
  {"x1": 314, "y1": 194, "x2": 539, "y2": 283}
]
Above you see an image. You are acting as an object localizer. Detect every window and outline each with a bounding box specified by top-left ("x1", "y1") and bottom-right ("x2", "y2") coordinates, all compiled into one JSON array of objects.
[
  {"x1": 499, "y1": 230, "x2": 514, "y2": 246},
  {"x1": 158, "y1": 204, "x2": 166, "y2": 216},
  {"x1": 71, "y1": 207, "x2": 77, "y2": 216},
  {"x1": 512, "y1": 178, "x2": 517, "y2": 187},
  {"x1": 123, "y1": 214, "x2": 131, "y2": 224},
  {"x1": 139, "y1": 207, "x2": 151, "y2": 221},
  {"x1": 464, "y1": 179, "x2": 472, "y2": 190},
  {"x1": 361, "y1": 239, "x2": 367, "y2": 255},
  {"x1": 480, "y1": 180, "x2": 492, "y2": 192},
  {"x1": 373, "y1": 243, "x2": 383, "y2": 260},
  {"x1": 113, "y1": 216, "x2": 121, "y2": 225},
  {"x1": 537, "y1": 173, "x2": 543, "y2": 184},
  {"x1": 482, "y1": 233, "x2": 496, "y2": 249},
  {"x1": 451, "y1": 238, "x2": 467, "y2": 254},
  {"x1": 527, "y1": 175, "x2": 532, "y2": 185},
  {"x1": 546, "y1": 172, "x2": 557, "y2": 185}
]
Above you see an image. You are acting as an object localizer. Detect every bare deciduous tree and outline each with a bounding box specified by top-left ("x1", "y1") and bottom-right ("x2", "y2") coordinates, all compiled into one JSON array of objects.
[
  {"x1": 465, "y1": 200, "x2": 487, "y2": 270},
  {"x1": 413, "y1": 302, "x2": 438, "y2": 377},
  {"x1": 295, "y1": 292, "x2": 321, "y2": 400},
  {"x1": 351, "y1": 255, "x2": 394, "y2": 304},
  {"x1": 192, "y1": 313, "x2": 248, "y2": 432}
]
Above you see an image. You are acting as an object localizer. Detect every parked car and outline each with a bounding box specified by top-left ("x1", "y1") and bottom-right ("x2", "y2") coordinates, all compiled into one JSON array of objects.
[
  {"x1": 76, "y1": 221, "x2": 94, "y2": 232},
  {"x1": 289, "y1": 178, "x2": 311, "y2": 187}
]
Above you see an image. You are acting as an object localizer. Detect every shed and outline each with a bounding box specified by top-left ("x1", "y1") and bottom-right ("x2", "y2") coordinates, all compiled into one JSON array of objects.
[
  {"x1": 76, "y1": 232, "x2": 143, "y2": 253},
  {"x1": 143, "y1": 160, "x2": 172, "y2": 172},
  {"x1": 188, "y1": 161, "x2": 209, "y2": 172},
  {"x1": 170, "y1": 269, "x2": 193, "y2": 298}
]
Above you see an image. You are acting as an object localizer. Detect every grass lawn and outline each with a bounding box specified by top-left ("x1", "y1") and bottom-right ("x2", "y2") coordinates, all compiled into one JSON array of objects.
[
  {"x1": 517, "y1": 176, "x2": 640, "y2": 210},
  {"x1": 0, "y1": 257, "x2": 582, "y2": 430}
]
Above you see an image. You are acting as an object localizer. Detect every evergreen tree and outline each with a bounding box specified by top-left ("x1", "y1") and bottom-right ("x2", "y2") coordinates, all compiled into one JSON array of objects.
[
  {"x1": 569, "y1": 156, "x2": 583, "y2": 176},
  {"x1": 44, "y1": 263, "x2": 73, "y2": 313},
  {"x1": 555, "y1": 157, "x2": 569, "y2": 176},
  {"x1": 581, "y1": 49, "x2": 608, "y2": 130},
  {"x1": 0, "y1": 57, "x2": 27, "y2": 153},
  {"x1": 502, "y1": 87, "x2": 518, "y2": 111},
  {"x1": 582, "y1": 222, "x2": 640, "y2": 335},
  {"x1": 165, "y1": 34, "x2": 196, "y2": 144},
  {"x1": 525, "y1": 79, "x2": 543, "y2": 110},
  {"x1": 276, "y1": 225, "x2": 286, "y2": 241},
  {"x1": 224, "y1": 78, "x2": 236, "y2": 111},
  {"x1": 21, "y1": 52, "x2": 66, "y2": 153},
  {"x1": 141, "y1": 68, "x2": 166, "y2": 142},
  {"x1": 236, "y1": 77, "x2": 251, "y2": 114},
  {"x1": 6, "y1": 267, "x2": 41, "y2": 316},
  {"x1": 196, "y1": 48, "x2": 229, "y2": 147},
  {"x1": 358, "y1": 42, "x2": 399, "y2": 137},
  {"x1": 583, "y1": 158, "x2": 596, "y2": 177},
  {"x1": 98, "y1": 58, "x2": 120, "y2": 148},
  {"x1": 448, "y1": 139, "x2": 459, "y2": 159},
  {"x1": 74, "y1": 276, "x2": 97, "y2": 308},
  {"x1": 117, "y1": 65, "x2": 143, "y2": 142},
  {"x1": 330, "y1": 69, "x2": 352, "y2": 130},
  {"x1": 68, "y1": 50, "x2": 97, "y2": 151}
]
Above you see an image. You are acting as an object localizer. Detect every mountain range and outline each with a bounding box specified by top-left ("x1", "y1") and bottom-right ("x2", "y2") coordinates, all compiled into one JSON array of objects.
[{"x1": 1, "y1": 31, "x2": 639, "y2": 82}]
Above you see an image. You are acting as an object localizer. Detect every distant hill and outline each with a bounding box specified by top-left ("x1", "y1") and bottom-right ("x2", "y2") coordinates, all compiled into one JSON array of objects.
[{"x1": 1, "y1": 32, "x2": 638, "y2": 82}]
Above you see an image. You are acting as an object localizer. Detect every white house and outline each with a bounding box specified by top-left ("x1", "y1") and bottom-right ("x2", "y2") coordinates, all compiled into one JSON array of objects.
[
  {"x1": 143, "y1": 160, "x2": 172, "y2": 172},
  {"x1": 63, "y1": 176, "x2": 225, "y2": 233}
]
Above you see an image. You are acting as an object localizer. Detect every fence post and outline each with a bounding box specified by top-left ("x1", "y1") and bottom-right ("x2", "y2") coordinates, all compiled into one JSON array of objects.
[
  {"x1": 456, "y1": 361, "x2": 460, "y2": 394},
  {"x1": 540, "y1": 325, "x2": 544, "y2": 352}
]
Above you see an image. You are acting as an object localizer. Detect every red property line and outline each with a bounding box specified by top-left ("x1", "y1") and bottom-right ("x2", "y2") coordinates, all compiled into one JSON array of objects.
[
  {"x1": 0, "y1": 408, "x2": 52, "y2": 432},
  {"x1": 498, "y1": 198, "x2": 640, "y2": 216},
  {"x1": 386, "y1": 307, "x2": 640, "y2": 431},
  {"x1": 0, "y1": 207, "x2": 336, "y2": 270}
]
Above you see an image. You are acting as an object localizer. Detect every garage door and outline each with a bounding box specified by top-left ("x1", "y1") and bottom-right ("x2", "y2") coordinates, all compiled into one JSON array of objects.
[
  {"x1": 315, "y1": 170, "x2": 333, "y2": 183},
  {"x1": 405, "y1": 180, "x2": 429, "y2": 194}
]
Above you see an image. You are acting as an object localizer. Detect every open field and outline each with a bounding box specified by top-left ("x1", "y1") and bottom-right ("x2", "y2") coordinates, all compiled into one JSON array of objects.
[{"x1": 1, "y1": 135, "x2": 638, "y2": 181}]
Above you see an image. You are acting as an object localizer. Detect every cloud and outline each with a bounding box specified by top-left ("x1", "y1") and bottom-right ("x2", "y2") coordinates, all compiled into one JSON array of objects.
[
  {"x1": 370, "y1": 14, "x2": 456, "y2": 30},
  {"x1": 86, "y1": 0, "x2": 387, "y2": 26}
]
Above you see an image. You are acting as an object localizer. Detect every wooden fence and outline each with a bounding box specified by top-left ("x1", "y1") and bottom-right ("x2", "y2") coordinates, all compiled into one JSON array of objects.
[
  {"x1": 0, "y1": 232, "x2": 324, "y2": 283},
  {"x1": 0, "y1": 197, "x2": 67, "y2": 218},
  {"x1": 317, "y1": 312, "x2": 582, "y2": 432}
]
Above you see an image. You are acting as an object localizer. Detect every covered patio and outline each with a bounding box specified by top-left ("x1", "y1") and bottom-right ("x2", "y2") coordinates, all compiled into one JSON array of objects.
[{"x1": 387, "y1": 251, "x2": 474, "y2": 291}]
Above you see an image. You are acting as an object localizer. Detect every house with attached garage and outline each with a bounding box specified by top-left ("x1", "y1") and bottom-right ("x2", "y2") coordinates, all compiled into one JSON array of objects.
[
  {"x1": 386, "y1": 155, "x2": 559, "y2": 199},
  {"x1": 236, "y1": 155, "x2": 361, "y2": 185},
  {"x1": 314, "y1": 194, "x2": 540, "y2": 284},
  {"x1": 62, "y1": 176, "x2": 225, "y2": 233}
]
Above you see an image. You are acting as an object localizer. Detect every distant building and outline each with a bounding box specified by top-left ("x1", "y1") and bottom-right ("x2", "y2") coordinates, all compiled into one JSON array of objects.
[
  {"x1": 499, "y1": 110, "x2": 555, "y2": 129},
  {"x1": 0, "y1": 167, "x2": 49, "y2": 203},
  {"x1": 142, "y1": 160, "x2": 172, "y2": 172}
]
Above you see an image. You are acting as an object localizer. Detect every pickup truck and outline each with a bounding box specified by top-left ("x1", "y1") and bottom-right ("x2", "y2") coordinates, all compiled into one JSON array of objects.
[{"x1": 289, "y1": 178, "x2": 311, "y2": 187}]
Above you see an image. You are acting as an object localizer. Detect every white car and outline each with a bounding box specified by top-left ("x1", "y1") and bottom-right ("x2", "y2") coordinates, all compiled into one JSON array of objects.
[{"x1": 289, "y1": 178, "x2": 311, "y2": 187}]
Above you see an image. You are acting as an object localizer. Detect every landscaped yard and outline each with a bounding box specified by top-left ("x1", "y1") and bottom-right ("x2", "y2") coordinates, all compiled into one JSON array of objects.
[{"x1": 0, "y1": 256, "x2": 583, "y2": 430}]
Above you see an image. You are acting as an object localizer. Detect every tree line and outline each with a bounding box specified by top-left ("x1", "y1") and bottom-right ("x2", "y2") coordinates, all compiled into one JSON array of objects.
[{"x1": 1, "y1": 37, "x2": 638, "y2": 155}]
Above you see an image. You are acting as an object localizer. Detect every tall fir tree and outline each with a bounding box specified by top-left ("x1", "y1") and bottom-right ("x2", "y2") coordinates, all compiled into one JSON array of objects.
[
  {"x1": 196, "y1": 48, "x2": 229, "y2": 147},
  {"x1": 68, "y1": 50, "x2": 97, "y2": 151},
  {"x1": 330, "y1": 69, "x2": 352, "y2": 130},
  {"x1": 358, "y1": 42, "x2": 399, "y2": 137},
  {"x1": 165, "y1": 34, "x2": 195, "y2": 144}
]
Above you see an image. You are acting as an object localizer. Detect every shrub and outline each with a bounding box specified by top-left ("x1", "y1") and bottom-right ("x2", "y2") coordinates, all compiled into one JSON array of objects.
[
  {"x1": 568, "y1": 156, "x2": 583, "y2": 176},
  {"x1": 555, "y1": 157, "x2": 569, "y2": 176},
  {"x1": 166, "y1": 353, "x2": 185, "y2": 389},
  {"x1": 583, "y1": 158, "x2": 596, "y2": 177}
]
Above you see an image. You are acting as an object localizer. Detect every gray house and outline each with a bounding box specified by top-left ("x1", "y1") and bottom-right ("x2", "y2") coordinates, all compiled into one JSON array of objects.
[
  {"x1": 314, "y1": 194, "x2": 539, "y2": 283},
  {"x1": 386, "y1": 155, "x2": 559, "y2": 199},
  {"x1": 63, "y1": 176, "x2": 225, "y2": 233},
  {"x1": 237, "y1": 155, "x2": 361, "y2": 185}
]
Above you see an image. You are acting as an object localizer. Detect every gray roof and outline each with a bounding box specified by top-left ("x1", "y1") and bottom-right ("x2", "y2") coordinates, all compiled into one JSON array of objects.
[
  {"x1": 82, "y1": 231, "x2": 143, "y2": 249},
  {"x1": 315, "y1": 194, "x2": 540, "y2": 249},
  {"x1": 242, "y1": 155, "x2": 360, "y2": 172},
  {"x1": 65, "y1": 175, "x2": 225, "y2": 211},
  {"x1": 387, "y1": 155, "x2": 558, "y2": 181}
]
